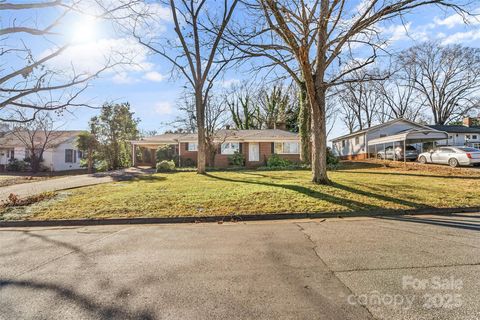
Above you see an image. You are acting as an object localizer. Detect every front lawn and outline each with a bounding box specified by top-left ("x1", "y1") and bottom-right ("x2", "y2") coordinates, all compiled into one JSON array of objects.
[{"x1": 5, "y1": 162, "x2": 480, "y2": 220}]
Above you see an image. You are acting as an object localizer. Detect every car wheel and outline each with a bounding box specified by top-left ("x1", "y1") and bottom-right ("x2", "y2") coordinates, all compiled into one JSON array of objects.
[
  {"x1": 448, "y1": 158, "x2": 459, "y2": 168},
  {"x1": 419, "y1": 156, "x2": 427, "y2": 164}
]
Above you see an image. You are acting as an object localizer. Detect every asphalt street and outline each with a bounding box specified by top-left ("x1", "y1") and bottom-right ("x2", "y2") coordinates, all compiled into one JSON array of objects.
[{"x1": 0, "y1": 214, "x2": 479, "y2": 320}]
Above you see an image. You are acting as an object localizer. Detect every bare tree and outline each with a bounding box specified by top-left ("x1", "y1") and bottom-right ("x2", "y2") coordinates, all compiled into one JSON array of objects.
[
  {"x1": 10, "y1": 112, "x2": 66, "y2": 173},
  {"x1": 258, "y1": 84, "x2": 292, "y2": 129},
  {"x1": 339, "y1": 101, "x2": 358, "y2": 134},
  {"x1": 172, "y1": 92, "x2": 229, "y2": 166},
  {"x1": 225, "y1": 81, "x2": 262, "y2": 130},
  {"x1": 377, "y1": 61, "x2": 425, "y2": 122},
  {"x1": 0, "y1": 1, "x2": 115, "y2": 122},
  {"x1": 243, "y1": 0, "x2": 469, "y2": 184},
  {"x1": 398, "y1": 41, "x2": 480, "y2": 124},
  {"x1": 123, "y1": 0, "x2": 240, "y2": 174},
  {"x1": 337, "y1": 69, "x2": 386, "y2": 130},
  {"x1": 205, "y1": 96, "x2": 229, "y2": 167},
  {"x1": 224, "y1": 7, "x2": 312, "y2": 163}
]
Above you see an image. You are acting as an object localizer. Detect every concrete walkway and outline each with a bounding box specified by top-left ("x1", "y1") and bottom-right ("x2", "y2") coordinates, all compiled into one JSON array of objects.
[
  {"x1": 0, "y1": 168, "x2": 149, "y2": 201},
  {"x1": 0, "y1": 214, "x2": 479, "y2": 319}
]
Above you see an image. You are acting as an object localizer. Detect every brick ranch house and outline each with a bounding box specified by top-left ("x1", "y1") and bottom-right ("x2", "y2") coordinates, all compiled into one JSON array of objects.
[{"x1": 130, "y1": 129, "x2": 301, "y2": 168}]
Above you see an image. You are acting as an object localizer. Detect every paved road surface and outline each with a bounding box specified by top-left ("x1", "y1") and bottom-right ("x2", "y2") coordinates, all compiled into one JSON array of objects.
[
  {"x1": 0, "y1": 168, "x2": 147, "y2": 201},
  {"x1": 0, "y1": 214, "x2": 479, "y2": 320}
]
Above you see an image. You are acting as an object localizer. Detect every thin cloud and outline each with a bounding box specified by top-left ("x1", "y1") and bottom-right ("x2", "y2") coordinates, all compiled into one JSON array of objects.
[
  {"x1": 154, "y1": 102, "x2": 174, "y2": 115},
  {"x1": 143, "y1": 71, "x2": 165, "y2": 82}
]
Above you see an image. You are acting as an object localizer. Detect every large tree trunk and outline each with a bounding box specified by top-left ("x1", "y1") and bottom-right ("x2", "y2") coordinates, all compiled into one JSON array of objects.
[
  {"x1": 31, "y1": 156, "x2": 40, "y2": 173},
  {"x1": 31, "y1": 149, "x2": 43, "y2": 173},
  {"x1": 207, "y1": 142, "x2": 216, "y2": 167},
  {"x1": 196, "y1": 89, "x2": 206, "y2": 174},
  {"x1": 298, "y1": 81, "x2": 311, "y2": 164},
  {"x1": 310, "y1": 86, "x2": 329, "y2": 184}
]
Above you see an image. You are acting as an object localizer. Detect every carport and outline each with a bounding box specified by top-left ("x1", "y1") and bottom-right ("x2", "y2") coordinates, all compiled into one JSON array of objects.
[{"x1": 367, "y1": 129, "x2": 448, "y2": 163}]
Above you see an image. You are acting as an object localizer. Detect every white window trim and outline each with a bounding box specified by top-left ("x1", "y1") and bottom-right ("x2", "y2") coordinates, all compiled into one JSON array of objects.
[
  {"x1": 65, "y1": 149, "x2": 76, "y2": 163},
  {"x1": 274, "y1": 141, "x2": 300, "y2": 154},
  {"x1": 221, "y1": 142, "x2": 240, "y2": 155},
  {"x1": 187, "y1": 142, "x2": 198, "y2": 152}
]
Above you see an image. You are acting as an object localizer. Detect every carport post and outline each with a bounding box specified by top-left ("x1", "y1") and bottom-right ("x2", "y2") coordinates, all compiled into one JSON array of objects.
[
  {"x1": 178, "y1": 142, "x2": 182, "y2": 167},
  {"x1": 403, "y1": 138, "x2": 407, "y2": 165},
  {"x1": 132, "y1": 143, "x2": 136, "y2": 167}
]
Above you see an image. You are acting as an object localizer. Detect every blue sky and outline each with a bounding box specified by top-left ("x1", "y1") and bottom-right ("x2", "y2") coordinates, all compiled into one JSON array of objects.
[{"x1": 3, "y1": 1, "x2": 480, "y2": 139}]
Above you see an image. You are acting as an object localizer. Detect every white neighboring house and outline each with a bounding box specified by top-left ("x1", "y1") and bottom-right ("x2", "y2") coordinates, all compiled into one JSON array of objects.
[
  {"x1": 428, "y1": 117, "x2": 480, "y2": 149},
  {"x1": 331, "y1": 117, "x2": 480, "y2": 160},
  {"x1": 0, "y1": 130, "x2": 85, "y2": 172},
  {"x1": 330, "y1": 119, "x2": 436, "y2": 160}
]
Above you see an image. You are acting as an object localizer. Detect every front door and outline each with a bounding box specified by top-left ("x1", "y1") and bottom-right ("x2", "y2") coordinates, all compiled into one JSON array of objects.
[{"x1": 249, "y1": 143, "x2": 259, "y2": 162}]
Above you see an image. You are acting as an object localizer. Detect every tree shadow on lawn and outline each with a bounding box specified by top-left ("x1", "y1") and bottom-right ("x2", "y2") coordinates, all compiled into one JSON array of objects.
[
  {"x1": 206, "y1": 173, "x2": 430, "y2": 212},
  {"x1": 336, "y1": 170, "x2": 480, "y2": 180},
  {"x1": 335, "y1": 161, "x2": 384, "y2": 170},
  {"x1": 125, "y1": 175, "x2": 167, "y2": 183}
]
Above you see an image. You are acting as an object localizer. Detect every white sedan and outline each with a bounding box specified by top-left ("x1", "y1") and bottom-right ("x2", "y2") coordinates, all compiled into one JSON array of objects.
[{"x1": 418, "y1": 146, "x2": 480, "y2": 167}]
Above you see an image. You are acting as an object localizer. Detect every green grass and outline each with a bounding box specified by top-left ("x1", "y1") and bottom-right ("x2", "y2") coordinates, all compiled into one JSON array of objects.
[{"x1": 8, "y1": 163, "x2": 480, "y2": 220}]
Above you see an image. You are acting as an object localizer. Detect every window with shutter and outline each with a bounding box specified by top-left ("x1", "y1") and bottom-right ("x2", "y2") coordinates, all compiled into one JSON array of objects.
[{"x1": 65, "y1": 149, "x2": 73, "y2": 163}]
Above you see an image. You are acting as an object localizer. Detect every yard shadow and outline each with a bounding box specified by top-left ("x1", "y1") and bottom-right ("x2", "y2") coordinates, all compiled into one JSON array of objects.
[
  {"x1": 205, "y1": 173, "x2": 381, "y2": 212},
  {"x1": 377, "y1": 215, "x2": 480, "y2": 232},
  {"x1": 92, "y1": 167, "x2": 158, "y2": 182},
  {"x1": 335, "y1": 161, "x2": 384, "y2": 170},
  {"x1": 130, "y1": 175, "x2": 167, "y2": 183},
  {"x1": 0, "y1": 279, "x2": 154, "y2": 320},
  {"x1": 337, "y1": 170, "x2": 480, "y2": 180},
  {"x1": 206, "y1": 173, "x2": 428, "y2": 212},
  {"x1": 329, "y1": 181, "x2": 433, "y2": 209}
]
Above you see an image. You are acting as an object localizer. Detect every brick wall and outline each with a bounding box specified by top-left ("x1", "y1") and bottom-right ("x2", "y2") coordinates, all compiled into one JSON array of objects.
[
  {"x1": 339, "y1": 153, "x2": 368, "y2": 160},
  {"x1": 178, "y1": 141, "x2": 301, "y2": 168},
  {"x1": 179, "y1": 142, "x2": 197, "y2": 166}
]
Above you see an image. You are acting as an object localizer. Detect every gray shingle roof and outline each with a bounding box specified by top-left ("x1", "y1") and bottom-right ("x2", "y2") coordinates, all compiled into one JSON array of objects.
[
  {"x1": 330, "y1": 118, "x2": 432, "y2": 142},
  {"x1": 0, "y1": 130, "x2": 85, "y2": 148},
  {"x1": 427, "y1": 125, "x2": 480, "y2": 134},
  {"x1": 132, "y1": 129, "x2": 299, "y2": 144}
]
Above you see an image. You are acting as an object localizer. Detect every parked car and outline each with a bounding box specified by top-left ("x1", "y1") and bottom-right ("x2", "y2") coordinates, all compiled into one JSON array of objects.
[
  {"x1": 377, "y1": 145, "x2": 419, "y2": 161},
  {"x1": 418, "y1": 146, "x2": 480, "y2": 167}
]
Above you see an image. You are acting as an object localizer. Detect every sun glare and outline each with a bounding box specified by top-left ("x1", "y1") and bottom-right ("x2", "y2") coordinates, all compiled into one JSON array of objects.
[{"x1": 70, "y1": 16, "x2": 98, "y2": 44}]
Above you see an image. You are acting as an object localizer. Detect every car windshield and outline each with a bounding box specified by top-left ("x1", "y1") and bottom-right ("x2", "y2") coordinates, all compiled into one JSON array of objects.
[
  {"x1": 406, "y1": 146, "x2": 416, "y2": 150},
  {"x1": 456, "y1": 147, "x2": 480, "y2": 152}
]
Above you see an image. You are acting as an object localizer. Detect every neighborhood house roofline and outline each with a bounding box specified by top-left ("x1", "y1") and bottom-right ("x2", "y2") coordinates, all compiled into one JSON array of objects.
[
  {"x1": 330, "y1": 119, "x2": 436, "y2": 142},
  {"x1": 427, "y1": 125, "x2": 480, "y2": 134},
  {"x1": 0, "y1": 130, "x2": 86, "y2": 148},
  {"x1": 367, "y1": 129, "x2": 449, "y2": 146},
  {"x1": 131, "y1": 130, "x2": 300, "y2": 145}
]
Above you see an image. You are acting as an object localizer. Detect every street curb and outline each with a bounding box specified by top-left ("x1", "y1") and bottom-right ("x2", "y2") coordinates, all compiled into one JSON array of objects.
[{"x1": 0, "y1": 206, "x2": 479, "y2": 228}]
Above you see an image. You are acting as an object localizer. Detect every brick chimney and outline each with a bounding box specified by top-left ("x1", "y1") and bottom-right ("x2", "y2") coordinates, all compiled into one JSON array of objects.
[
  {"x1": 274, "y1": 121, "x2": 287, "y2": 131},
  {"x1": 463, "y1": 117, "x2": 473, "y2": 127}
]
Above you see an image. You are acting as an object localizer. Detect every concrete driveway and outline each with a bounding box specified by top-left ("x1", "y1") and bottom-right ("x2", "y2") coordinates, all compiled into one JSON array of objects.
[
  {"x1": 0, "y1": 214, "x2": 479, "y2": 320},
  {"x1": 0, "y1": 168, "x2": 149, "y2": 201}
]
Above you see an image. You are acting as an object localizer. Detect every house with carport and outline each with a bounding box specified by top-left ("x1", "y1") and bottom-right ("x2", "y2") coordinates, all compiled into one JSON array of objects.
[{"x1": 331, "y1": 118, "x2": 449, "y2": 160}]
